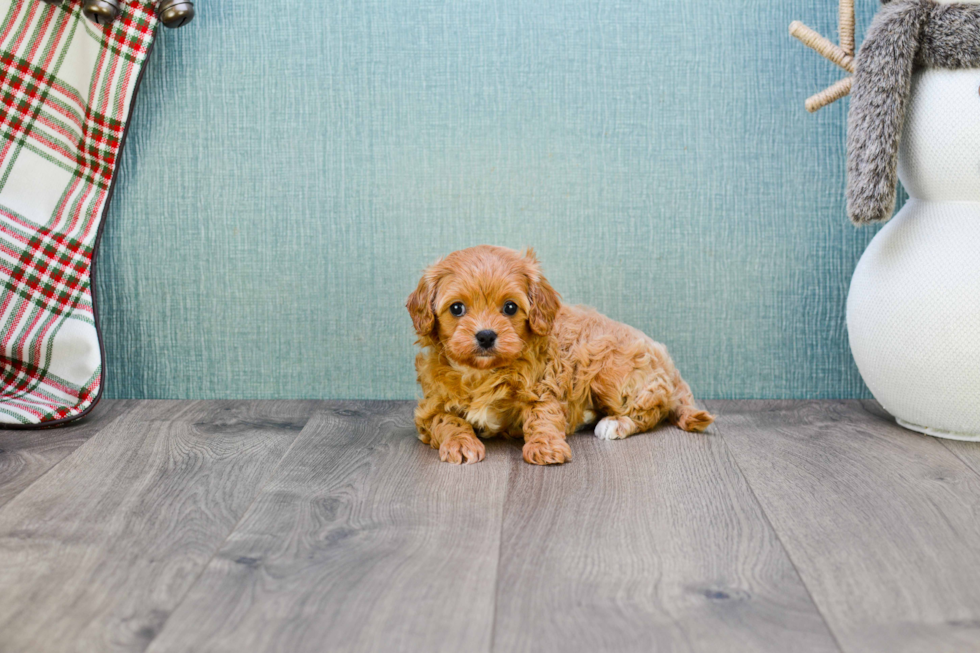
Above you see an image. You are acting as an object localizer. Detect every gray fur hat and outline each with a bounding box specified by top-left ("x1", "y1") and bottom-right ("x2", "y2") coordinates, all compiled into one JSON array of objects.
[{"x1": 846, "y1": 0, "x2": 980, "y2": 224}]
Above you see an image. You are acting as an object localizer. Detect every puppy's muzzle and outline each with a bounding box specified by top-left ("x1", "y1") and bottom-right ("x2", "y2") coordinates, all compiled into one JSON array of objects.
[{"x1": 475, "y1": 329, "x2": 497, "y2": 351}]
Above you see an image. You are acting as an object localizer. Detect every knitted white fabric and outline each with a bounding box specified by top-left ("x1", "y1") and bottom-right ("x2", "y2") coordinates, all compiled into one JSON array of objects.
[{"x1": 848, "y1": 69, "x2": 980, "y2": 439}]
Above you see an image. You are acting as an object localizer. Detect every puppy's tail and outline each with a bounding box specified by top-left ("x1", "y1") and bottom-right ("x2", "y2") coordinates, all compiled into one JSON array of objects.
[{"x1": 669, "y1": 378, "x2": 714, "y2": 433}]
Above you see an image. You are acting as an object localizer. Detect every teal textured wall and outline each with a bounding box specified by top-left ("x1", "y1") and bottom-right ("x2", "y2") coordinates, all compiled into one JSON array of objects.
[{"x1": 97, "y1": 0, "x2": 887, "y2": 400}]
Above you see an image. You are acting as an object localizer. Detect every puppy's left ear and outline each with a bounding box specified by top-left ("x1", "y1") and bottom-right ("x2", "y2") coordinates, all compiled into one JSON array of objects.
[
  {"x1": 406, "y1": 271, "x2": 437, "y2": 337},
  {"x1": 523, "y1": 249, "x2": 561, "y2": 336}
]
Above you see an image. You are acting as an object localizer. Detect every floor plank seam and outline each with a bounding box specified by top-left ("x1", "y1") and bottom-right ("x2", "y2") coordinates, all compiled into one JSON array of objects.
[
  {"x1": 486, "y1": 444, "x2": 516, "y2": 653},
  {"x1": 142, "y1": 404, "x2": 318, "y2": 652},
  {"x1": 0, "y1": 403, "x2": 135, "y2": 518},
  {"x1": 937, "y1": 439, "x2": 980, "y2": 481},
  {"x1": 858, "y1": 400, "x2": 980, "y2": 483},
  {"x1": 708, "y1": 403, "x2": 847, "y2": 653}
]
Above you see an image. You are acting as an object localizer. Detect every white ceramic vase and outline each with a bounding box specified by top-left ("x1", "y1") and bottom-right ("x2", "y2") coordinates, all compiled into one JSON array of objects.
[{"x1": 847, "y1": 62, "x2": 980, "y2": 440}]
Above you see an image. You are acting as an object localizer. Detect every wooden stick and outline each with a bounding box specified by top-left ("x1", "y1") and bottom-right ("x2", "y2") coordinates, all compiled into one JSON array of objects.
[
  {"x1": 790, "y1": 21, "x2": 855, "y2": 73},
  {"x1": 806, "y1": 77, "x2": 853, "y2": 113},
  {"x1": 839, "y1": 0, "x2": 855, "y2": 56}
]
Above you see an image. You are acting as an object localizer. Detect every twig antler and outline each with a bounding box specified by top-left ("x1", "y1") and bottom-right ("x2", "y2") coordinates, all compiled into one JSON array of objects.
[{"x1": 790, "y1": 0, "x2": 856, "y2": 112}]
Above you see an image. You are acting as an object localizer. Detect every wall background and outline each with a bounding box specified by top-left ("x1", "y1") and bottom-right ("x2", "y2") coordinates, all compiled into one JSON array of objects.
[{"x1": 97, "y1": 0, "x2": 888, "y2": 400}]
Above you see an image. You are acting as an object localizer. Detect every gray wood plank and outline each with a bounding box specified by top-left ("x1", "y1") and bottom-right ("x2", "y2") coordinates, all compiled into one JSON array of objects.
[
  {"x1": 0, "y1": 400, "x2": 315, "y2": 653},
  {"x1": 857, "y1": 400, "x2": 980, "y2": 481},
  {"x1": 861, "y1": 400, "x2": 980, "y2": 482},
  {"x1": 0, "y1": 399, "x2": 136, "y2": 509},
  {"x1": 941, "y1": 440, "x2": 980, "y2": 479},
  {"x1": 492, "y1": 424, "x2": 840, "y2": 653},
  {"x1": 145, "y1": 402, "x2": 512, "y2": 653},
  {"x1": 713, "y1": 400, "x2": 980, "y2": 653},
  {"x1": 935, "y1": 441, "x2": 980, "y2": 481}
]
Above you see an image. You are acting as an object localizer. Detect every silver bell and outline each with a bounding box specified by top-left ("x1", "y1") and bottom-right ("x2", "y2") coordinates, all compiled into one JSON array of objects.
[
  {"x1": 156, "y1": 0, "x2": 194, "y2": 28},
  {"x1": 82, "y1": 0, "x2": 121, "y2": 25}
]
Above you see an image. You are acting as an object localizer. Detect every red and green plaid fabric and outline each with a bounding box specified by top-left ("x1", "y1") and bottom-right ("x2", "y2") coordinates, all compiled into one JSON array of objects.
[{"x1": 0, "y1": 0, "x2": 155, "y2": 426}]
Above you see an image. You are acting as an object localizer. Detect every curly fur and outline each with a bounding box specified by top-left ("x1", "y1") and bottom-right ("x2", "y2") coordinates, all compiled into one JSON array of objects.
[
  {"x1": 847, "y1": 0, "x2": 980, "y2": 225},
  {"x1": 407, "y1": 246, "x2": 713, "y2": 466}
]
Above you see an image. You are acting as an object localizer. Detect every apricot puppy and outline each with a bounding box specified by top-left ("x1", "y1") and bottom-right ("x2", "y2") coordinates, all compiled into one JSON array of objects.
[{"x1": 407, "y1": 246, "x2": 713, "y2": 465}]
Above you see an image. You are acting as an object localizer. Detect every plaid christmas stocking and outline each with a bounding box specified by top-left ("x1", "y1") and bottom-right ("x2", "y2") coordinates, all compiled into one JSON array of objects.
[{"x1": 0, "y1": 0, "x2": 156, "y2": 426}]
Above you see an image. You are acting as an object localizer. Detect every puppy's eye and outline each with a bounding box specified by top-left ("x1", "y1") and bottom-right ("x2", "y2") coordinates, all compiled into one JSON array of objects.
[
  {"x1": 503, "y1": 301, "x2": 518, "y2": 316},
  {"x1": 449, "y1": 302, "x2": 466, "y2": 317}
]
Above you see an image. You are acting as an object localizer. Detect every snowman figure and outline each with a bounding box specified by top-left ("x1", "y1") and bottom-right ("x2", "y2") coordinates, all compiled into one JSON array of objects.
[{"x1": 846, "y1": 0, "x2": 980, "y2": 439}]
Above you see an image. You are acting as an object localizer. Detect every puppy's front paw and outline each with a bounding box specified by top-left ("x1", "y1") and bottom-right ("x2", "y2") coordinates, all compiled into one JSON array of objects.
[
  {"x1": 439, "y1": 436, "x2": 486, "y2": 464},
  {"x1": 523, "y1": 437, "x2": 571, "y2": 465},
  {"x1": 675, "y1": 409, "x2": 714, "y2": 433},
  {"x1": 594, "y1": 416, "x2": 634, "y2": 441}
]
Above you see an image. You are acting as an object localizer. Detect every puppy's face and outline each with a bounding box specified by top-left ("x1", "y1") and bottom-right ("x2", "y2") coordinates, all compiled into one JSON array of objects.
[{"x1": 407, "y1": 246, "x2": 561, "y2": 370}]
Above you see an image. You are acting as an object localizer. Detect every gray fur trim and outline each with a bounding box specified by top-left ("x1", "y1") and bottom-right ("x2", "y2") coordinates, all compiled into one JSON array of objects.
[
  {"x1": 846, "y1": 1, "x2": 926, "y2": 224},
  {"x1": 918, "y1": 3, "x2": 980, "y2": 68},
  {"x1": 846, "y1": 0, "x2": 980, "y2": 225}
]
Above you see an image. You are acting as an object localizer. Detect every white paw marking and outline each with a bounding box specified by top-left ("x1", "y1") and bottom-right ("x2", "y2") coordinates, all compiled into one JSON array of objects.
[{"x1": 595, "y1": 417, "x2": 626, "y2": 441}]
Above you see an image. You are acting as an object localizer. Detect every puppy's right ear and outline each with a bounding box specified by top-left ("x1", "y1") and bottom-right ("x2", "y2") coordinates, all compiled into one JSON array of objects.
[
  {"x1": 522, "y1": 248, "x2": 561, "y2": 337},
  {"x1": 406, "y1": 271, "x2": 437, "y2": 337}
]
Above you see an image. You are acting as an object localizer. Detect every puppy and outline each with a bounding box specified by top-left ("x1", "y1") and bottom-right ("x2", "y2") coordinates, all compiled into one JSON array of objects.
[{"x1": 407, "y1": 246, "x2": 713, "y2": 465}]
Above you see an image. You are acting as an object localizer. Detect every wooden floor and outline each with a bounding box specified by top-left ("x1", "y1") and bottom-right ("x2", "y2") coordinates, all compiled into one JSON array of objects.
[{"x1": 1, "y1": 401, "x2": 979, "y2": 653}]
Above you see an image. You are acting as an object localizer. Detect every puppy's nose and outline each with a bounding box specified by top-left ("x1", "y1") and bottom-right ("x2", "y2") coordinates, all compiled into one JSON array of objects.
[{"x1": 475, "y1": 330, "x2": 497, "y2": 349}]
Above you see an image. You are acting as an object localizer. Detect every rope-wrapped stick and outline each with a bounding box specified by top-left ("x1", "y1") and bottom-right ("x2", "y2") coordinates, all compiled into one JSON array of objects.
[
  {"x1": 806, "y1": 77, "x2": 853, "y2": 113},
  {"x1": 789, "y1": 0, "x2": 857, "y2": 112},
  {"x1": 839, "y1": 0, "x2": 855, "y2": 56},
  {"x1": 790, "y1": 21, "x2": 855, "y2": 74}
]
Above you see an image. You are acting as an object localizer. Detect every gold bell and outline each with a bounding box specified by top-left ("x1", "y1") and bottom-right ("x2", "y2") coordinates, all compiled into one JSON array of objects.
[
  {"x1": 82, "y1": 0, "x2": 121, "y2": 25},
  {"x1": 156, "y1": 0, "x2": 195, "y2": 28}
]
